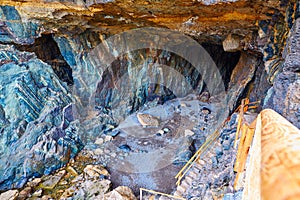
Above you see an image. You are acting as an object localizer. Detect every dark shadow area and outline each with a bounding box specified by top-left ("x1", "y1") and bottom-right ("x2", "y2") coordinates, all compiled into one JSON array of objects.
[
  {"x1": 201, "y1": 43, "x2": 241, "y2": 91},
  {"x1": 15, "y1": 34, "x2": 74, "y2": 85}
]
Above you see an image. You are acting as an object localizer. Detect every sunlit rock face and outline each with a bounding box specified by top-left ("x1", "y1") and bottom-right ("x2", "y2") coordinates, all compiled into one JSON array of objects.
[
  {"x1": 0, "y1": 6, "x2": 41, "y2": 44},
  {"x1": 0, "y1": 0, "x2": 298, "y2": 192}
]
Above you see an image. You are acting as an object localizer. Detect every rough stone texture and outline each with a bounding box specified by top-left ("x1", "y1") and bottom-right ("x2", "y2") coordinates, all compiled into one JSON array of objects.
[
  {"x1": 0, "y1": 0, "x2": 298, "y2": 196},
  {"x1": 222, "y1": 34, "x2": 242, "y2": 52},
  {"x1": 0, "y1": 45, "x2": 83, "y2": 190},
  {"x1": 104, "y1": 186, "x2": 137, "y2": 200},
  {"x1": 0, "y1": 190, "x2": 18, "y2": 200},
  {"x1": 0, "y1": 6, "x2": 41, "y2": 44},
  {"x1": 264, "y1": 18, "x2": 300, "y2": 128}
]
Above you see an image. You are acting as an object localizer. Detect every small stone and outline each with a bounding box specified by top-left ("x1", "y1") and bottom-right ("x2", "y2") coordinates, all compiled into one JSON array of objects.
[
  {"x1": 198, "y1": 91, "x2": 210, "y2": 102},
  {"x1": 59, "y1": 180, "x2": 68, "y2": 185},
  {"x1": 104, "y1": 186, "x2": 137, "y2": 200},
  {"x1": 66, "y1": 166, "x2": 78, "y2": 176},
  {"x1": 104, "y1": 135, "x2": 113, "y2": 142},
  {"x1": 60, "y1": 187, "x2": 75, "y2": 198},
  {"x1": 0, "y1": 190, "x2": 18, "y2": 200},
  {"x1": 215, "y1": 146, "x2": 223, "y2": 158},
  {"x1": 32, "y1": 189, "x2": 43, "y2": 197},
  {"x1": 198, "y1": 159, "x2": 205, "y2": 165},
  {"x1": 104, "y1": 149, "x2": 111, "y2": 154},
  {"x1": 109, "y1": 129, "x2": 120, "y2": 137},
  {"x1": 201, "y1": 107, "x2": 211, "y2": 115},
  {"x1": 84, "y1": 165, "x2": 109, "y2": 179},
  {"x1": 137, "y1": 113, "x2": 160, "y2": 127},
  {"x1": 222, "y1": 34, "x2": 242, "y2": 52},
  {"x1": 163, "y1": 128, "x2": 170, "y2": 133},
  {"x1": 180, "y1": 102, "x2": 187, "y2": 107},
  {"x1": 223, "y1": 140, "x2": 231, "y2": 150},
  {"x1": 94, "y1": 148, "x2": 104, "y2": 155},
  {"x1": 18, "y1": 187, "x2": 32, "y2": 200},
  {"x1": 41, "y1": 195, "x2": 52, "y2": 200},
  {"x1": 119, "y1": 144, "x2": 131, "y2": 153},
  {"x1": 212, "y1": 156, "x2": 218, "y2": 168},
  {"x1": 95, "y1": 138, "x2": 104, "y2": 145},
  {"x1": 184, "y1": 129, "x2": 195, "y2": 137},
  {"x1": 156, "y1": 129, "x2": 164, "y2": 136},
  {"x1": 111, "y1": 152, "x2": 117, "y2": 158},
  {"x1": 41, "y1": 170, "x2": 66, "y2": 189},
  {"x1": 27, "y1": 177, "x2": 42, "y2": 187}
]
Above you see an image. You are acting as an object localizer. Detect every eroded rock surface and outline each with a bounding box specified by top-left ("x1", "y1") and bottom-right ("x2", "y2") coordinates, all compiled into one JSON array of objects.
[
  {"x1": 0, "y1": 0, "x2": 299, "y2": 198},
  {"x1": 0, "y1": 45, "x2": 83, "y2": 190},
  {"x1": 264, "y1": 18, "x2": 300, "y2": 128}
]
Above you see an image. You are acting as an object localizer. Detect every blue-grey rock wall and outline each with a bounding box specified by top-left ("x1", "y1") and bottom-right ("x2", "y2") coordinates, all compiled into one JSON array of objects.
[
  {"x1": 0, "y1": 6, "x2": 41, "y2": 44},
  {"x1": 0, "y1": 44, "x2": 83, "y2": 190}
]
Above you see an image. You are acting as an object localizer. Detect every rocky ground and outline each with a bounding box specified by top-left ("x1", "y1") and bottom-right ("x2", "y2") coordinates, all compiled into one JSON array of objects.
[{"x1": 0, "y1": 93, "x2": 248, "y2": 200}]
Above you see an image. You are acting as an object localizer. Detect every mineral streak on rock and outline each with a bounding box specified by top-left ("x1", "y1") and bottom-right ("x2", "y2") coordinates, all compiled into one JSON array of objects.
[{"x1": 0, "y1": 45, "x2": 83, "y2": 190}]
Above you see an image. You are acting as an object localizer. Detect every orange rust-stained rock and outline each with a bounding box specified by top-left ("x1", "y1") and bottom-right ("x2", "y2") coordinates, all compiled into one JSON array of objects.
[{"x1": 0, "y1": 0, "x2": 283, "y2": 44}]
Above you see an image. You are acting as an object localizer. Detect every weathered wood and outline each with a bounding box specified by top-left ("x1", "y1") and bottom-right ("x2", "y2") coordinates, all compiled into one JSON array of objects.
[
  {"x1": 234, "y1": 123, "x2": 255, "y2": 190},
  {"x1": 261, "y1": 109, "x2": 300, "y2": 200},
  {"x1": 242, "y1": 112, "x2": 261, "y2": 200},
  {"x1": 242, "y1": 109, "x2": 300, "y2": 200}
]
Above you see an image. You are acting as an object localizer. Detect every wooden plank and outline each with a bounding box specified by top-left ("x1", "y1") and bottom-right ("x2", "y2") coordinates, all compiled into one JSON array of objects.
[
  {"x1": 242, "y1": 112, "x2": 261, "y2": 200},
  {"x1": 260, "y1": 109, "x2": 300, "y2": 200},
  {"x1": 242, "y1": 109, "x2": 300, "y2": 200}
]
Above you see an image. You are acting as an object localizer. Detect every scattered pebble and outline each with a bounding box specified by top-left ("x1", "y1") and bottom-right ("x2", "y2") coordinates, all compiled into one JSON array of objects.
[
  {"x1": 66, "y1": 166, "x2": 78, "y2": 176},
  {"x1": 18, "y1": 187, "x2": 32, "y2": 199},
  {"x1": 156, "y1": 129, "x2": 164, "y2": 136},
  {"x1": 94, "y1": 148, "x2": 104, "y2": 155},
  {"x1": 119, "y1": 144, "x2": 131, "y2": 153},
  {"x1": 163, "y1": 127, "x2": 170, "y2": 133},
  {"x1": 185, "y1": 129, "x2": 195, "y2": 137},
  {"x1": 32, "y1": 189, "x2": 43, "y2": 197},
  {"x1": 95, "y1": 138, "x2": 104, "y2": 145},
  {"x1": 27, "y1": 178, "x2": 42, "y2": 187},
  {"x1": 104, "y1": 135, "x2": 113, "y2": 142}
]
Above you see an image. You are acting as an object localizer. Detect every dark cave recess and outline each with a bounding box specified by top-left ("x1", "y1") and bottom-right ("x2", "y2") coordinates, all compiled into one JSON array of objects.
[
  {"x1": 15, "y1": 33, "x2": 74, "y2": 86},
  {"x1": 94, "y1": 44, "x2": 241, "y2": 115}
]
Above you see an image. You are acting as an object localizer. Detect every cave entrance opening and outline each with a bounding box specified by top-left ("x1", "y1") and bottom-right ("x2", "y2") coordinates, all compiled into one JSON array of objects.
[{"x1": 84, "y1": 43, "x2": 243, "y2": 196}]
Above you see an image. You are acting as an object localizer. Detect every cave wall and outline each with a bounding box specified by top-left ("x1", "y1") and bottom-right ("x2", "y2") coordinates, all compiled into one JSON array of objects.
[{"x1": 0, "y1": 0, "x2": 299, "y2": 191}]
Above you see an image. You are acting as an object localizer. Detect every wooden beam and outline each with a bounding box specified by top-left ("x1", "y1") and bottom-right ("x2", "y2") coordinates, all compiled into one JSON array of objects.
[{"x1": 242, "y1": 109, "x2": 300, "y2": 200}]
